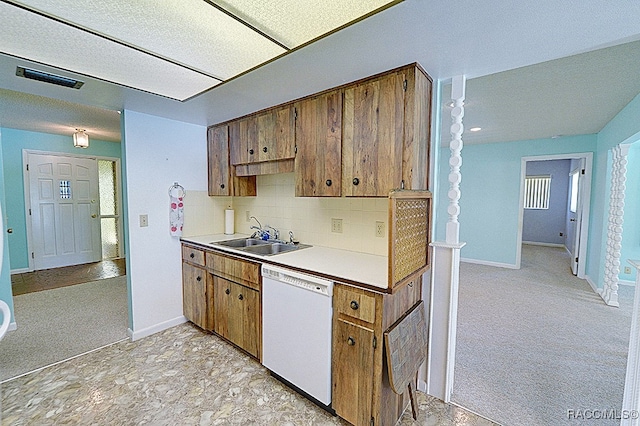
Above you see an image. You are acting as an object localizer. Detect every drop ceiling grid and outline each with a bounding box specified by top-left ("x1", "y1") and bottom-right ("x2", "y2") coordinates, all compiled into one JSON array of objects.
[
  {"x1": 0, "y1": 2, "x2": 221, "y2": 100},
  {"x1": 214, "y1": 0, "x2": 396, "y2": 48},
  {"x1": 11, "y1": 0, "x2": 286, "y2": 80}
]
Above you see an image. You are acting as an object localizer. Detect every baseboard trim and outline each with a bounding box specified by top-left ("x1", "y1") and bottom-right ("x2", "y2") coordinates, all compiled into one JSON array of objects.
[
  {"x1": 8, "y1": 321, "x2": 17, "y2": 332},
  {"x1": 127, "y1": 316, "x2": 188, "y2": 341},
  {"x1": 10, "y1": 268, "x2": 31, "y2": 275},
  {"x1": 417, "y1": 379, "x2": 427, "y2": 392},
  {"x1": 620, "y1": 279, "x2": 636, "y2": 287},
  {"x1": 522, "y1": 241, "x2": 565, "y2": 248},
  {"x1": 460, "y1": 258, "x2": 519, "y2": 269},
  {"x1": 585, "y1": 275, "x2": 600, "y2": 293}
]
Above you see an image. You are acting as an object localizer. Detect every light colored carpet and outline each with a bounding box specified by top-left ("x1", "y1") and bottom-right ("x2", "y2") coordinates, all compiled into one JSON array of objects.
[
  {"x1": 452, "y1": 245, "x2": 633, "y2": 426},
  {"x1": 0, "y1": 276, "x2": 128, "y2": 382}
]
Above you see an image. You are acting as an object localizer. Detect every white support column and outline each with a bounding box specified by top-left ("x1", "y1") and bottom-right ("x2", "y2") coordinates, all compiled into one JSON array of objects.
[
  {"x1": 427, "y1": 75, "x2": 466, "y2": 402},
  {"x1": 621, "y1": 260, "x2": 640, "y2": 425},
  {"x1": 600, "y1": 144, "x2": 630, "y2": 307}
]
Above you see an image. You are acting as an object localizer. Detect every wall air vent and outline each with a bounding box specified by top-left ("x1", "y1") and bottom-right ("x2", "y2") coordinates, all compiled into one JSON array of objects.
[{"x1": 16, "y1": 66, "x2": 84, "y2": 89}]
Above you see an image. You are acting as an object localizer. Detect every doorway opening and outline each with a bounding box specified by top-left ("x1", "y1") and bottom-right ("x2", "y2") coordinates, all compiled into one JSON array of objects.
[
  {"x1": 23, "y1": 150, "x2": 123, "y2": 271},
  {"x1": 517, "y1": 152, "x2": 593, "y2": 279}
]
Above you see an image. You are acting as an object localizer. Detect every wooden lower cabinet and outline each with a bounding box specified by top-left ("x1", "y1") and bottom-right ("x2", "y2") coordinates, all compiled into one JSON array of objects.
[
  {"x1": 213, "y1": 275, "x2": 261, "y2": 359},
  {"x1": 332, "y1": 275, "x2": 423, "y2": 426},
  {"x1": 182, "y1": 262, "x2": 213, "y2": 331}
]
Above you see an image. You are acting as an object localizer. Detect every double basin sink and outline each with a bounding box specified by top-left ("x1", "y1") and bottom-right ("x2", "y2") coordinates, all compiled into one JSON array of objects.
[{"x1": 213, "y1": 238, "x2": 310, "y2": 256}]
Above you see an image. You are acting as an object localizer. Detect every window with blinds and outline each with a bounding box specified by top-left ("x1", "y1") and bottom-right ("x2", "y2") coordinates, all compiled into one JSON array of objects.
[{"x1": 524, "y1": 175, "x2": 551, "y2": 209}]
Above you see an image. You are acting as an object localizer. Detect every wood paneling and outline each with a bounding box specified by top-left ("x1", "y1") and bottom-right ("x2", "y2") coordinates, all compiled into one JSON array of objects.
[
  {"x1": 235, "y1": 158, "x2": 294, "y2": 177},
  {"x1": 343, "y1": 71, "x2": 405, "y2": 197},
  {"x1": 294, "y1": 90, "x2": 342, "y2": 197},
  {"x1": 402, "y1": 66, "x2": 432, "y2": 191}
]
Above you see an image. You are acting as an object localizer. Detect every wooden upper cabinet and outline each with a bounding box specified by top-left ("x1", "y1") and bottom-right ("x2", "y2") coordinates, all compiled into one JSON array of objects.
[
  {"x1": 229, "y1": 105, "x2": 295, "y2": 165},
  {"x1": 208, "y1": 125, "x2": 256, "y2": 197},
  {"x1": 294, "y1": 90, "x2": 342, "y2": 197},
  {"x1": 342, "y1": 71, "x2": 405, "y2": 197}
]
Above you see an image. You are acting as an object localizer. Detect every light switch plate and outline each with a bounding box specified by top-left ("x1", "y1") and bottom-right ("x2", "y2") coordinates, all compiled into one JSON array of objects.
[
  {"x1": 331, "y1": 218, "x2": 343, "y2": 233},
  {"x1": 140, "y1": 214, "x2": 148, "y2": 227}
]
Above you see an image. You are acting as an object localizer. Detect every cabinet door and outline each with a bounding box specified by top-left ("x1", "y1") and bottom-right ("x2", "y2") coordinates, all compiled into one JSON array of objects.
[
  {"x1": 294, "y1": 91, "x2": 342, "y2": 197},
  {"x1": 342, "y1": 72, "x2": 405, "y2": 197},
  {"x1": 229, "y1": 117, "x2": 256, "y2": 165},
  {"x1": 332, "y1": 319, "x2": 375, "y2": 426},
  {"x1": 209, "y1": 125, "x2": 257, "y2": 196},
  {"x1": 256, "y1": 105, "x2": 295, "y2": 163},
  {"x1": 182, "y1": 263, "x2": 212, "y2": 331},
  {"x1": 213, "y1": 276, "x2": 230, "y2": 339}
]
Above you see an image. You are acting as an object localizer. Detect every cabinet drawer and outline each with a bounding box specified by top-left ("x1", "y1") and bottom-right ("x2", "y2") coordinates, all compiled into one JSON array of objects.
[
  {"x1": 335, "y1": 285, "x2": 377, "y2": 323},
  {"x1": 182, "y1": 245, "x2": 205, "y2": 267},
  {"x1": 207, "y1": 251, "x2": 260, "y2": 290}
]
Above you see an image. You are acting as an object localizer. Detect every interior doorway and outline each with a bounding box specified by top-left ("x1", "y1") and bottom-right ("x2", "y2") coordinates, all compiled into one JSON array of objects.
[{"x1": 516, "y1": 152, "x2": 593, "y2": 279}]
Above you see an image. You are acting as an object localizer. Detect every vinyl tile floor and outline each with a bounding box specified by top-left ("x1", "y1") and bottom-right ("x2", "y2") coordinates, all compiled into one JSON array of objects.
[
  {"x1": 10, "y1": 259, "x2": 126, "y2": 296},
  {"x1": 1, "y1": 323, "x2": 495, "y2": 426}
]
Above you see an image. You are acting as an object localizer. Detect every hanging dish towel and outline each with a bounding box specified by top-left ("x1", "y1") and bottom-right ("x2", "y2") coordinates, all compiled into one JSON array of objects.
[{"x1": 169, "y1": 195, "x2": 184, "y2": 237}]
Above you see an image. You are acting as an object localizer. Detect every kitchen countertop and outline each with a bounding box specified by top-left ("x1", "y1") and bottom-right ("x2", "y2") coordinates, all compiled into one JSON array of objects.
[{"x1": 181, "y1": 234, "x2": 388, "y2": 290}]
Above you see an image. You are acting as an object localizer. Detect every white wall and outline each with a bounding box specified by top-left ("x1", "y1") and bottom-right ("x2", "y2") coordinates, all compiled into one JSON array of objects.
[{"x1": 123, "y1": 110, "x2": 209, "y2": 339}]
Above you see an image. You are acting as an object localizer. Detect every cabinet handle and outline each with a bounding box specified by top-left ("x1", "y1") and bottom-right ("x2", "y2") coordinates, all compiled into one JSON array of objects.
[
  {"x1": 325, "y1": 179, "x2": 332, "y2": 187},
  {"x1": 190, "y1": 253, "x2": 195, "y2": 259},
  {"x1": 249, "y1": 149, "x2": 254, "y2": 155},
  {"x1": 262, "y1": 146, "x2": 268, "y2": 153},
  {"x1": 350, "y1": 300, "x2": 359, "y2": 310},
  {"x1": 347, "y1": 337, "x2": 356, "y2": 346},
  {"x1": 220, "y1": 183, "x2": 225, "y2": 189},
  {"x1": 196, "y1": 276, "x2": 202, "y2": 282},
  {"x1": 225, "y1": 288, "x2": 230, "y2": 295},
  {"x1": 238, "y1": 294, "x2": 244, "y2": 300},
  {"x1": 352, "y1": 177, "x2": 360, "y2": 186}
]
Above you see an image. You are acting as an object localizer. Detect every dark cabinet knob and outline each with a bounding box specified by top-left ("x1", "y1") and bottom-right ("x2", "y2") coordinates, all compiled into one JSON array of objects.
[
  {"x1": 347, "y1": 337, "x2": 355, "y2": 346},
  {"x1": 350, "y1": 300, "x2": 359, "y2": 310},
  {"x1": 196, "y1": 276, "x2": 202, "y2": 282},
  {"x1": 220, "y1": 183, "x2": 225, "y2": 189},
  {"x1": 249, "y1": 149, "x2": 254, "y2": 155},
  {"x1": 352, "y1": 177, "x2": 360, "y2": 186},
  {"x1": 262, "y1": 146, "x2": 268, "y2": 153},
  {"x1": 225, "y1": 288, "x2": 230, "y2": 295},
  {"x1": 238, "y1": 294, "x2": 244, "y2": 300},
  {"x1": 326, "y1": 179, "x2": 332, "y2": 187},
  {"x1": 190, "y1": 253, "x2": 195, "y2": 259}
]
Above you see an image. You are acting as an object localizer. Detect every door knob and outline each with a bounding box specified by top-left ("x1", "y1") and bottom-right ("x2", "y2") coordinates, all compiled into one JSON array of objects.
[
  {"x1": 347, "y1": 337, "x2": 355, "y2": 346},
  {"x1": 6, "y1": 228, "x2": 12, "y2": 234},
  {"x1": 570, "y1": 218, "x2": 576, "y2": 222},
  {"x1": 91, "y1": 214, "x2": 97, "y2": 218}
]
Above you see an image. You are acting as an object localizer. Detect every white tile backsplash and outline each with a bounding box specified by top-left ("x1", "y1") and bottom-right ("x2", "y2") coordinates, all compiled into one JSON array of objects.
[{"x1": 232, "y1": 173, "x2": 389, "y2": 256}]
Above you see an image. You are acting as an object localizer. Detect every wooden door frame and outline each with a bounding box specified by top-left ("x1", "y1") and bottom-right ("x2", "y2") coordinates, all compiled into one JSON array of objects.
[
  {"x1": 516, "y1": 152, "x2": 593, "y2": 279},
  {"x1": 22, "y1": 149, "x2": 122, "y2": 272}
]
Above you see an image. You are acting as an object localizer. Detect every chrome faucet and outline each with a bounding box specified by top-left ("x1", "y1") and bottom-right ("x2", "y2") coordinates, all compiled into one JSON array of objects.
[
  {"x1": 264, "y1": 225, "x2": 279, "y2": 241},
  {"x1": 249, "y1": 216, "x2": 264, "y2": 239}
]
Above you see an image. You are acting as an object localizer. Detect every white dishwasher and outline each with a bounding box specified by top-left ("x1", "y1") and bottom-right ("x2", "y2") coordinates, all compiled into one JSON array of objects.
[{"x1": 261, "y1": 264, "x2": 333, "y2": 408}]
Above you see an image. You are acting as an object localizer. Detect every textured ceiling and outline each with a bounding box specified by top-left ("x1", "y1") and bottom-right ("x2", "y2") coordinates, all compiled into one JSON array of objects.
[
  {"x1": 443, "y1": 40, "x2": 640, "y2": 144},
  {"x1": 1, "y1": 0, "x2": 396, "y2": 100}
]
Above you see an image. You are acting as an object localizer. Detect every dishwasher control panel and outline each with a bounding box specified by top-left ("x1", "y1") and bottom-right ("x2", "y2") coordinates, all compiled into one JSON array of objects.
[{"x1": 261, "y1": 265, "x2": 333, "y2": 297}]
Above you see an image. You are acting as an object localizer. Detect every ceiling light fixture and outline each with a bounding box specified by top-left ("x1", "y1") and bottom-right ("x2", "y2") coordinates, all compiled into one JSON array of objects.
[
  {"x1": 73, "y1": 129, "x2": 89, "y2": 148},
  {"x1": 469, "y1": 127, "x2": 482, "y2": 132},
  {"x1": 16, "y1": 66, "x2": 84, "y2": 89}
]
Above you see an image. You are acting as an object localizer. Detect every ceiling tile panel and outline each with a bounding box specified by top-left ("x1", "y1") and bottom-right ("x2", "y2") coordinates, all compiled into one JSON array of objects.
[
  {"x1": 214, "y1": 0, "x2": 397, "y2": 48},
  {"x1": 0, "y1": 2, "x2": 221, "y2": 100},
  {"x1": 11, "y1": 0, "x2": 286, "y2": 80}
]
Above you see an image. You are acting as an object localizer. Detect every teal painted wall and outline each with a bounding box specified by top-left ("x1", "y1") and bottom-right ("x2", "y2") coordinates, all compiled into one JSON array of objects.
[
  {"x1": 622, "y1": 143, "x2": 640, "y2": 282},
  {"x1": 0, "y1": 128, "x2": 121, "y2": 270},
  {"x1": 435, "y1": 134, "x2": 597, "y2": 266},
  {"x1": 590, "y1": 92, "x2": 640, "y2": 286},
  {"x1": 0, "y1": 129, "x2": 15, "y2": 323}
]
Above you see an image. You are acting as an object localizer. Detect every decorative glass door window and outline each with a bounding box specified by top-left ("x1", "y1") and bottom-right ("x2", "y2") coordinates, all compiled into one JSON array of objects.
[{"x1": 60, "y1": 180, "x2": 72, "y2": 199}]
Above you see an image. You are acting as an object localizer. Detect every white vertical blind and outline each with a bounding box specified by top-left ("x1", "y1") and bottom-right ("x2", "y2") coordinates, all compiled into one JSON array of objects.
[{"x1": 524, "y1": 175, "x2": 551, "y2": 209}]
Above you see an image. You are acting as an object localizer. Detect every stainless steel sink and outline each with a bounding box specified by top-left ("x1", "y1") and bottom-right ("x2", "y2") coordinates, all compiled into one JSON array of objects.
[
  {"x1": 213, "y1": 238, "x2": 270, "y2": 248},
  {"x1": 242, "y1": 243, "x2": 300, "y2": 256},
  {"x1": 213, "y1": 238, "x2": 310, "y2": 256}
]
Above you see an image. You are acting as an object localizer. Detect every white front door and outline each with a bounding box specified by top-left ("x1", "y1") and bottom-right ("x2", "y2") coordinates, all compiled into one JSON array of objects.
[
  {"x1": 28, "y1": 153, "x2": 101, "y2": 270},
  {"x1": 568, "y1": 160, "x2": 585, "y2": 275}
]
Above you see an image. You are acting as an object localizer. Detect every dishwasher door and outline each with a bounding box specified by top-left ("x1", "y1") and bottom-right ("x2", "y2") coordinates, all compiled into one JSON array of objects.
[{"x1": 261, "y1": 265, "x2": 333, "y2": 406}]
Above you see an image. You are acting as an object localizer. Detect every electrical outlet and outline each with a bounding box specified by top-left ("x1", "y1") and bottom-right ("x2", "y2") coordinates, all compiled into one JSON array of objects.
[
  {"x1": 331, "y1": 218, "x2": 343, "y2": 233},
  {"x1": 625, "y1": 266, "x2": 632, "y2": 274},
  {"x1": 375, "y1": 221, "x2": 385, "y2": 238},
  {"x1": 246, "y1": 210, "x2": 251, "y2": 222},
  {"x1": 139, "y1": 214, "x2": 148, "y2": 227}
]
